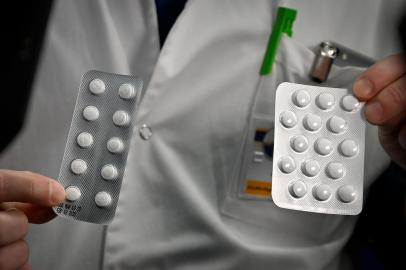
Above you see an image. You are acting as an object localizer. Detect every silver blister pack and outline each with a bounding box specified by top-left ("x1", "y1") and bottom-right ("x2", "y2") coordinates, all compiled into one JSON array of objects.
[
  {"x1": 272, "y1": 82, "x2": 366, "y2": 215},
  {"x1": 53, "y1": 70, "x2": 143, "y2": 224}
]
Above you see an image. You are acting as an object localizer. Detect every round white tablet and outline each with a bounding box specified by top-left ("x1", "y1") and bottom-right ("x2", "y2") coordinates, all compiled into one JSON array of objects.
[
  {"x1": 118, "y1": 83, "x2": 136, "y2": 99},
  {"x1": 314, "y1": 138, "x2": 333, "y2": 156},
  {"x1": 301, "y1": 159, "x2": 320, "y2": 177},
  {"x1": 280, "y1": 111, "x2": 297, "y2": 128},
  {"x1": 95, "y1": 191, "x2": 112, "y2": 208},
  {"x1": 292, "y1": 90, "x2": 310, "y2": 107},
  {"x1": 339, "y1": 139, "x2": 359, "y2": 157},
  {"x1": 83, "y1": 106, "x2": 99, "y2": 121},
  {"x1": 341, "y1": 95, "x2": 360, "y2": 112},
  {"x1": 326, "y1": 162, "x2": 345, "y2": 179},
  {"x1": 313, "y1": 184, "x2": 332, "y2": 201},
  {"x1": 107, "y1": 137, "x2": 124, "y2": 153},
  {"x1": 89, "y1": 78, "x2": 106, "y2": 95},
  {"x1": 337, "y1": 185, "x2": 357, "y2": 203},
  {"x1": 70, "y1": 159, "x2": 87, "y2": 175},
  {"x1": 101, "y1": 164, "x2": 118, "y2": 180},
  {"x1": 303, "y1": 114, "x2": 322, "y2": 132},
  {"x1": 278, "y1": 156, "x2": 296, "y2": 174},
  {"x1": 76, "y1": 132, "x2": 94, "y2": 148},
  {"x1": 113, "y1": 110, "x2": 131, "y2": 127},
  {"x1": 289, "y1": 181, "x2": 307, "y2": 198},
  {"x1": 316, "y1": 92, "x2": 335, "y2": 110},
  {"x1": 290, "y1": 135, "x2": 309, "y2": 153},
  {"x1": 65, "y1": 186, "x2": 81, "y2": 202},
  {"x1": 328, "y1": 116, "x2": 347, "y2": 134}
]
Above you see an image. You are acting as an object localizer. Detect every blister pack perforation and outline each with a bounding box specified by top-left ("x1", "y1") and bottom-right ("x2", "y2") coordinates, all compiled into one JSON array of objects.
[
  {"x1": 272, "y1": 82, "x2": 366, "y2": 215},
  {"x1": 53, "y1": 70, "x2": 143, "y2": 224}
]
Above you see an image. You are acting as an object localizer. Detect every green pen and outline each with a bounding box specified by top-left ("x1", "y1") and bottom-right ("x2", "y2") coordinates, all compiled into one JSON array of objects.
[
  {"x1": 249, "y1": 7, "x2": 297, "y2": 116},
  {"x1": 260, "y1": 7, "x2": 297, "y2": 75}
]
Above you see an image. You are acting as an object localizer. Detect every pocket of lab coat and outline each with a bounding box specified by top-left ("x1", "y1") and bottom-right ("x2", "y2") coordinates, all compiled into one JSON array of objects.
[{"x1": 220, "y1": 35, "x2": 389, "y2": 229}]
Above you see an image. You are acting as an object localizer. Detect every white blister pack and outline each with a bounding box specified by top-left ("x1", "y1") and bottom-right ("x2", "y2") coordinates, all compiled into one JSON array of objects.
[
  {"x1": 53, "y1": 70, "x2": 143, "y2": 224},
  {"x1": 272, "y1": 82, "x2": 366, "y2": 215}
]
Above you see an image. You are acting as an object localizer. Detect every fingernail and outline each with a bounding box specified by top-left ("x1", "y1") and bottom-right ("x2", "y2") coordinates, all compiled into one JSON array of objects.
[
  {"x1": 365, "y1": 100, "x2": 383, "y2": 124},
  {"x1": 354, "y1": 78, "x2": 374, "y2": 99},
  {"x1": 6, "y1": 208, "x2": 18, "y2": 213},
  {"x1": 50, "y1": 181, "x2": 66, "y2": 204}
]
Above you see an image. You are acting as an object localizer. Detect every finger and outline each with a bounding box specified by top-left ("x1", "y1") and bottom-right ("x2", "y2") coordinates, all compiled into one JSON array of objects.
[
  {"x1": 0, "y1": 240, "x2": 29, "y2": 270},
  {"x1": 378, "y1": 110, "x2": 406, "y2": 132},
  {"x1": 1, "y1": 202, "x2": 57, "y2": 224},
  {"x1": 378, "y1": 112, "x2": 406, "y2": 169},
  {"x1": 19, "y1": 264, "x2": 32, "y2": 270},
  {"x1": 353, "y1": 54, "x2": 406, "y2": 100},
  {"x1": 0, "y1": 170, "x2": 65, "y2": 205},
  {"x1": 364, "y1": 75, "x2": 406, "y2": 125},
  {"x1": 0, "y1": 209, "x2": 28, "y2": 245},
  {"x1": 378, "y1": 111, "x2": 406, "y2": 145}
]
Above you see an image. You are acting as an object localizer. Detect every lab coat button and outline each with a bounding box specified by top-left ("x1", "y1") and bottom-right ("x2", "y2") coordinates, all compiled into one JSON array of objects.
[{"x1": 139, "y1": 124, "x2": 152, "y2": 140}]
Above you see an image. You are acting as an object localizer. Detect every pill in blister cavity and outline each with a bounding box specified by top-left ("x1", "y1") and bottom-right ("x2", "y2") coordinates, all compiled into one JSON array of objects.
[
  {"x1": 280, "y1": 111, "x2": 297, "y2": 128},
  {"x1": 70, "y1": 159, "x2": 87, "y2": 175},
  {"x1": 316, "y1": 92, "x2": 335, "y2": 110},
  {"x1": 339, "y1": 139, "x2": 359, "y2": 157},
  {"x1": 101, "y1": 164, "x2": 118, "y2": 180},
  {"x1": 290, "y1": 135, "x2": 309, "y2": 153},
  {"x1": 314, "y1": 138, "x2": 333, "y2": 156},
  {"x1": 107, "y1": 137, "x2": 124, "y2": 154},
  {"x1": 113, "y1": 110, "x2": 131, "y2": 126},
  {"x1": 278, "y1": 156, "x2": 296, "y2": 173},
  {"x1": 289, "y1": 181, "x2": 307, "y2": 198},
  {"x1": 89, "y1": 79, "x2": 106, "y2": 95},
  {"x1": 337, "y1": 185, "x2": 357, "y2": 203},
  {"x1": 328, "y1": 116, "x2": 347, "y2": 134},
  {"x1": 65, "y1": 186, "x2": 81, "y2": 202},
  {"x1": 77, "y1": 132, "x2": 93, "y2": 148},
  {"x1": 313, "y1": 184, "x2": 332, "y2": 201},
  {"x1": 301, "y1": 159, "x2": 320, "y2": 177},
  {"x1": 341, "y1": 95, "x2": 360, "y2": 112},
  {"x1": 292, "y1": 90, "x2": 310, "y2": 107},
  {"x1": 303, "y1": 114, "x2": 322, "y2": 131},
  {"x1": 95, "y1": 191, "x2": 112, "y2": 208},
  {"x1": 118, "y1": 83, "x2": 136, "y2": 99},
  {"x1": 83, "y1": 106, "x2": 99, "y2": 121},
  {"x1": 326, "y1": 162, "x2": 345, "y2": 179}
]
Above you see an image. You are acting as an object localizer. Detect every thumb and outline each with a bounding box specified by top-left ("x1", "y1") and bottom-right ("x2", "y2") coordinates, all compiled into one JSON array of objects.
[
  {"x1": 0, "y1": 170, "x2": 65, "y2": 206},
  {"x1": 1, "y1": 202, "x2": 57, "y2": 224}
]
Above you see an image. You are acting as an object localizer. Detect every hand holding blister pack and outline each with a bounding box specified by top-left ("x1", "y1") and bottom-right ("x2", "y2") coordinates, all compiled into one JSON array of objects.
[
  {"x1": 53, "y1": 70, "x2": 143, "y2": 224},
  {"x1": 272, "y1": 82, "x2": 366, "y2": 215}
]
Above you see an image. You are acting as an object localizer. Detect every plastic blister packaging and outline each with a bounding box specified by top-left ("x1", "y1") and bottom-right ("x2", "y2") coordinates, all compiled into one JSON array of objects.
[
  {"x1": 53, "y1": 70, "x2": 143, "y2": 224},
  {"x1": 272, "y1": 82, "x2": 366, "y2": 215}
]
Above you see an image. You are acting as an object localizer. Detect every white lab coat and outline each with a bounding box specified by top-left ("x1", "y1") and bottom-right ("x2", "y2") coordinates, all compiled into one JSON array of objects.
[{"x1": 0, "y1": 0, "x2": 403, "y2": 269}]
